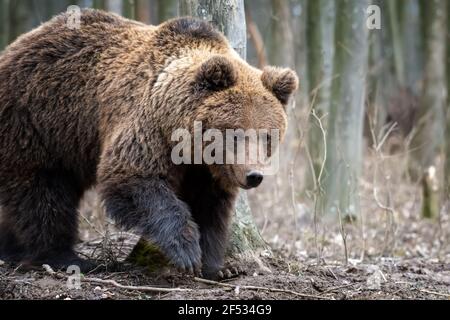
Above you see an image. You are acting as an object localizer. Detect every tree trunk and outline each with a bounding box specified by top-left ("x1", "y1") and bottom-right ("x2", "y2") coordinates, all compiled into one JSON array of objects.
[
  {"x1": 388, "y1": 0, "x2": 405, "y2": 87},
  {"x1": 305, "y1": 0, "x2": 335, "y2": 189},
  {"x1": 93, "y1": 0, "x2": 106, "y2": 10},
  {"x1": 291, "y1": 0, "x2": 309, "y2": 110},
  {"x1": 156, "y1": 0, "x2": 177, "y2": 23},
  {"x1": 321, "y1": 0, "x2": 369, "y2": 217},
  {"x1": 179, "y1": 0, "x2": 247, "y2": 58},
  {"x1": 306, "y1": 0, "x2": 335, "y2": 104},
  {"x1": 0, "y1": 0, "x2": 10, "y2": 50},
  {"x1": 410, "y1": 0, "x2": 447, "y2": 218},
  {"x1": 79, "y1": 0, "x2": 94, "y2": 8},
  {"x1": 400, "y1": 0, "x2": 424, "y2": 96},
  {"x1": 444, "y1": 1, "x2": 450, "y2": 202},
  {"x1": 122, "y1": 0, "x2": 136, "y2": 19},
  {"x1": 134, "y1": 0, "x2": 151, "y2": 23},
  {"x1": 446, "y1": 96, "x2": 450, "y2": 200},
  {"x1": 106, "y1": 0, "x2": 123, "y2": 15},
  {"x1": 366, "y1": 0, "x2": 392, "y2": 137},
  {"x1": 8, "y1": 0, "x2": 30, "y2": 44},
  {"x1": 269, "y1": 0, "x2": 294, "y2": 68}
]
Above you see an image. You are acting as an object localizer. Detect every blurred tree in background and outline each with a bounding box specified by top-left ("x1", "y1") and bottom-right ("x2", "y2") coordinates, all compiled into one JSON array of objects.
[
  {"x1": 447, "y1": 1, "x2": 450, "y2": 201},
  {"x1": 320, "y1": 0, "x2": 369, "y2": 219},
  {"x1": 410, "y1": 0, "x2": 448, "y2": 218},
  {"x1": 305, "y1": 0, "x2": 335, "y2": 189}
]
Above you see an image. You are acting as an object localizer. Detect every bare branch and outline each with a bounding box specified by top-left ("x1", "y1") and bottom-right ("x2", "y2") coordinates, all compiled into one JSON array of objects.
[
  {"x1": 83, "y1": 277, "x2": 192, "y2": 293},
  {"x1": 193, "y1": 277, "x2": 329, "y2": 299}
]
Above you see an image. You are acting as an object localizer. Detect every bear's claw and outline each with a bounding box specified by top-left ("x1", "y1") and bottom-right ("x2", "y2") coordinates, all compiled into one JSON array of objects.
[
  {"x1": 202, "y1": 264, "x2": 245, "y2": 280},
  {"x1": 217, "y1": 266, "x2": 244, "y2": 279}
]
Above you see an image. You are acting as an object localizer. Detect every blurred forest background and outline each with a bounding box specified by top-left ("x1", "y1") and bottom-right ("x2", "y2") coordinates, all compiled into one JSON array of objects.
[{"x1": 0, "y1": 0, "x2": 449, "y2": 266}]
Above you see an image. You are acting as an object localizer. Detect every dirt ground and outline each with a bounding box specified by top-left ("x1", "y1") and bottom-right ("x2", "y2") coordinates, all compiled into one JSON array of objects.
[
  {"x1": 0, "y1": 143, "x2": 449, "y2": 300},
  {"x1": 0, "y1": 233, "x2": 448, "y2": 300}
]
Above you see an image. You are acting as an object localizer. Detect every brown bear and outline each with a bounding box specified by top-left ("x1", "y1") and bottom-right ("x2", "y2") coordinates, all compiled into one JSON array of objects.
[{"x1": 0, "y1": 9, "x2": 298, "y2": 279}]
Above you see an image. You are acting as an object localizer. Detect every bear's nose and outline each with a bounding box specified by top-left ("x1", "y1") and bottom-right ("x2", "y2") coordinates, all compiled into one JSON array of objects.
[{"x1": 246, "y1": 171, "x2": 264, "y2": 188}]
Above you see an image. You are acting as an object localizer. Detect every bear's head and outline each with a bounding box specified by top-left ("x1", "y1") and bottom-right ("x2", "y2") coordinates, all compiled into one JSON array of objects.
[{"x1": 189, "y1": 55, "x2": 299, "y2": 191}]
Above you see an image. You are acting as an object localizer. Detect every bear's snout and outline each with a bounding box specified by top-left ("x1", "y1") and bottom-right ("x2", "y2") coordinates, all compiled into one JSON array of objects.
[{"x1": 245, "y1": 170, "x2": 264, "y2": 189}]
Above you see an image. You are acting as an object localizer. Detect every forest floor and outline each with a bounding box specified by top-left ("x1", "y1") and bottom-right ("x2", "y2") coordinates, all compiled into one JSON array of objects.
[
  {"x1": 1, "y1": 153, "x2": 450, "y2": 300},
  {"x1": 0, "y1": 219, "x2": 449, "y2": 300},
  {"x1": 0, "y1": 244, "x2": 448, "y2": 300}
]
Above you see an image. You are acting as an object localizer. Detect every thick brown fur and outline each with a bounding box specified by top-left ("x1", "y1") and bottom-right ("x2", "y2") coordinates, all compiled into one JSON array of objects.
[{"x1": 0, "y1": 9, "x2": 298, "y2": 278}]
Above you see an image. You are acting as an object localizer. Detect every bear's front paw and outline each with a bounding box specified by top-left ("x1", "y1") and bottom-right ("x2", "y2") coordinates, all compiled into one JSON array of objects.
[
  {"x1": 164, "y1": 220, "x2": 202, "y2": 274},
  {"x1": 202, "y1": 263, "x2": 246, "y2": 280}
]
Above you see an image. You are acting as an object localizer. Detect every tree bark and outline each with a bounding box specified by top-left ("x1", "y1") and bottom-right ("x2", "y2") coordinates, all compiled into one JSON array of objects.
[
  {"x1": 269, "y1": 0, "x2": 294, "y2": 68},
  {"x1": 410, "y1": 0, "x2": 447, "y2": 218},
  {"x1": 135, "y1": 0, "x2": 151, "y2": 23},
  {"x1": 123, "y1": 0, "x2": 136, "y2": 19},
  {"x1": 106, "y1": 0, "x2": 123, "y2": 15},
  {"x1": 366, "y1": 0, "x2": 392, "y2": 137},
  {"x1": 388, "y1": 0, "x2": 405, "y2": 87},
  {"x1": 179, "y1": 0, "x2": 247, "y2": 58},
  {"x1": 305, "y1": 0, "x2": 335, "y2": 189},
  {"x1": 445, "y1": 2, "x2": 450, "y2": 202},
  {"x1": 321, "y1": 0, "x2": 369, "y2": 217},
  {"x1": 7, "y1": 0, "x2": 31, "y2": 44},
  {"x1": 0, "y1": 0, "x2": 10, "y2": 50},
  {"x1": 291, "y1": 0, "x2": 309, "y2": 110},
  {"x1": 93, "y1": 0, "x2": 106, "y2": 10},
  {"x1": 399, "y1": 0, "x2": 424, "y2": 96},
  {"x1": 156, "y1": 0, "x2": 177, "y2": 23}
]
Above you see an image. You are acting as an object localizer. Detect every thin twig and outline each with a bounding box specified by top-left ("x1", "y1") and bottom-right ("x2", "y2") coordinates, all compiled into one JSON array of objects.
[
  {"x1": 418, "y1": 289, "x2": 450, "y2": 298},
  {"x1": 369, "y1": 118, "x2": 397, "y2": 255},
  {"x1": 311, "y1": 109, "x2": 328, "y2": 188},
  {"x1": 337, "y1": 207, "x2": 349, "y2": 265},
  {"x1": 326, "y1": 267, "x2": 339, "y2": 280},
  {"x1": 79, "y1": 213, "x2": 105, "y2": 237},
  {"x1": 376, "y1": 122, "x2": 397, "y2": 152},
  {"x1": 193, "y1": 277, "x2": 329, "y2": 300},
  {"x1": 83, "y1": 277, "x2": 192, "y2": 293},
  {"x1": 310, "y1": 109, "x2": 328, "y2": 264},
  {"x1": 42, "y1": 265, "x2": 190, "y2": 293},
  {"x1": 322, "y1": 282, "x2": 358, "y2": 293}
]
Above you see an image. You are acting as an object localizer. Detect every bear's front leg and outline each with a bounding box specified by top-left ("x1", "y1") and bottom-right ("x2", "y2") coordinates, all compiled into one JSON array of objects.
[
  {"x1": 190, "y1": 188, "x2": 238, "y2": 280},
  {"x1": 99, "y1": 177, "x2": 202, "y2": 273}
]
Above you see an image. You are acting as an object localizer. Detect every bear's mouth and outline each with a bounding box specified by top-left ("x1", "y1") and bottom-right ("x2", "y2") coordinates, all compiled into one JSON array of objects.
[
  {"x1": 210, "y1": 165, "x2": 262, "y2": 190},
  {"x1": 229, "y1": 167, "x2": 246, "y2": 188},
  {"x1": 239, "y1": 184, "x2": 255, "y2": 190},
  {"x1": 231, "y1": 167, "x2": 263, "y2": 190}
]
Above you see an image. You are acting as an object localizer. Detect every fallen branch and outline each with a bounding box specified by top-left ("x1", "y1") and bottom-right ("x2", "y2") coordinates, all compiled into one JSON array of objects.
[
  {"x1": 43, "y1": 264, "x2": 334, "y2": 298},
  {"x1": 322, "y1": 282, "x2": 358, "y2": 293},
  {"x1": 418, "y1": 289, "x2": 450, "y2": 298},
  {"x1": 83, "y1": 277, "x2": 192, "y2": 293},
  {"x1": 194, "y1": 277, "x2": 329, "y2": 300},
  {"x1": 43, "y1": 265, "x2": 190, "y2": 293}
]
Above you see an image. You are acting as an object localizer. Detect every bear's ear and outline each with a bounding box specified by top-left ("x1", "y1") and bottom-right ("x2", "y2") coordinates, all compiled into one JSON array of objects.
[
  {"x1": 195, "y1": 56, "x2": 238, "y2": 91},
  {"x1": 261, "y1": 66, "x2": 299, "y2": 105}
]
